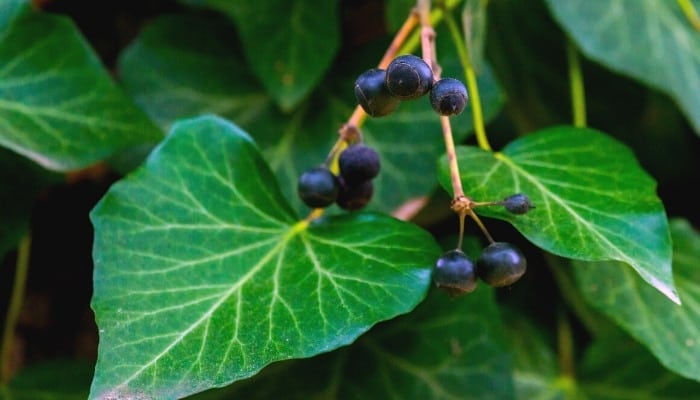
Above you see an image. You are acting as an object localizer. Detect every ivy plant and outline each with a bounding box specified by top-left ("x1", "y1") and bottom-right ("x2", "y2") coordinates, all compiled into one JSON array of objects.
[{"x1": 1, "y1": 0, "x2": 700, "y2": 399}]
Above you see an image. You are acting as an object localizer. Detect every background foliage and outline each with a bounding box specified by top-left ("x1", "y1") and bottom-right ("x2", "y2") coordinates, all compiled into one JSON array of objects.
[{"x1": 1, "y1": 0, "x2": 700, "y2": 399}]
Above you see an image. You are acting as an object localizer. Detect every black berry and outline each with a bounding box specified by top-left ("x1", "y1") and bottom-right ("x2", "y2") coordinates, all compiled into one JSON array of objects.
[
  {"x1": 339, "y1": 144, "x2": 380, "y2": 185},
  {"x1": 433, "y1": 249, "x2": 477, "y2": 296},
  {"x1": 385, "y1": 54, "x2": 434, "y2": 99},
  {"x1": 430, "y1": 77, "x2": 468, "y2": 116},
  {"x1": 298, "y1": 167, "x2": 338, "y2": 209},
  {"x1": 336, "y1": 179, "x2": 373, "y2": 211},
  {"x1": 354, "y1": 68, "x2": 401, "y2": 117},
  {"x1": 476, "y1": 242, "x2": 527, "y2": 287},
  {"x1": 503, "y1": 193, "x2": 534, "y2": 215}
]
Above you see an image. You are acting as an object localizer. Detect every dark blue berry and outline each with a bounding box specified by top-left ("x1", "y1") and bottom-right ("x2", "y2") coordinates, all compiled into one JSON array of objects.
[
  {"x1": 430, "y1": 78, "x2": 468, "y2": 116},
  {"x1": 298, "y1": 167, "x2": 338, "y2": 208},
  {"x1": 503, "y1": 193, "x2": 534, "y2": 215},
  {"x1": 354, "y1": 68, "x2": 400, "y2": 117},
  {"x1": 385, "y1": 54, "x2": 434, "y2": 99},
  {"x1": 339, "y1": 144, "x2": 380, "y2": 185},
  {"x1": 336, "y1": 179, "x2": 373, "y2": 211},
  {"x1": 477, "y1": 242, "x2": 527, "y2": 287},
  {"x1": 433, "y1": 249, "x2": 477, "y2": 296}
]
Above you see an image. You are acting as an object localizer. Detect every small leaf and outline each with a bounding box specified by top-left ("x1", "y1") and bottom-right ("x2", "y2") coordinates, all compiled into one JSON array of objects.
[
  {"x1": 575, "y1": 218, "x2": 700, "y2": 381},
  {"x1": 0, "y1": 7, "x2": 162, "y2": 171},
  {"x1": 545, "y1": 0, "x2": 700, "y2": 134},
  {"x1": 90, "y1": 115, "x2": 439, "y2": 399},
  {"x1": 437, "y1": 126, "x2": 676, "y2": 303},
  {"x1": 178, "y1": 0, "x2": 340, "y2": 111},
  {"x1": 191, "y1": 287, "x2": 515, "y2": 400}
]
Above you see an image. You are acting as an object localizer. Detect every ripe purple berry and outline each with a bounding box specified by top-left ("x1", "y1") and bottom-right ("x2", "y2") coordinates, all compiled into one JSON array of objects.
[
  {"x1": 298, "y1": 167, "x2": 338, "y2": 209},
  {"x1": 354, "y1": 68, "x2": 400, "y2": 117},
  {"x1": 433, "y1": 249, "x2": 477, "y2": 296},
  {"x1": 339, "y1": 144, "x2": 380, "y2": 185},
  {"x1": 430, "y1": 77, "x2": 468, "y2": 116},
  {"x1": 503, "y1": 193, "x2": 535, "y2": 215},
  {"x1": 385, "y1": 54, "x2": 434, "y2": 99},
  {"x1": 477, "y1": 242, "x2": 527, "y2": 287}
]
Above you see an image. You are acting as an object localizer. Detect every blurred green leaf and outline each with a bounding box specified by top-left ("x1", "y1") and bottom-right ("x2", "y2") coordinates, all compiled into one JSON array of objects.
[
  {"x1": 579, "y1": 332, "x2": 700, "y2": 399},
  {"x1": 0, "y1": 6, "x2": 162, "y2": 171},
  {"x1": 437, "y1": 126, "x2": 676, "y2": 303},
  {"x1": 117, "y1": 14, "x2": 504, "y2": 215},
  {"x1": 192, "y1": 287, "x2": 515, "y2": 400},
  {"x1": 178, "y1": 0, "x2": 340, "y2": 111},
  {"x1": 90, "y1": 115, "x2": 439, "y2": 399},
  {"x1": 0, "y1": 148, "x2": 60, "y2": 257},
  {"x1": 1, "y1": 359, "x2": 93, "y2": 400},
  {"x1": 545, "y1": 0, "x2": 700, "y2": 134},
  {"x1": 575, "y1": 218, "x2": 700, "y2": 381}
]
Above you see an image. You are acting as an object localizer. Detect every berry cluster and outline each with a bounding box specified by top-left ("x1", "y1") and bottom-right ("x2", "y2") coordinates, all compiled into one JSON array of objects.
[
  {"x1": 354, "y1": 54, "x2": 468, "y2": 117},
  {"x1": 433, "y1": 193, "x2": 534, "y2": 296},
  {"x1": 297, "y1": 144, "x2": 381, "y2": 211}
]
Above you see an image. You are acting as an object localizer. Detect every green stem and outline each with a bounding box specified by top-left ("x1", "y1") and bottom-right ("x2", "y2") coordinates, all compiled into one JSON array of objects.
[
  {"x1": 678, "y1": 0, "x2": 700, "y2": 32},
  {"x1": 1, "y1": 234, "x2": 31, "y2": 383},
  {"x1": 566, "y1": 40, "x2": 587, "y2": 128},
  {"x1": 557, "y1": 307, "x2": 575, "y2": 379},
  {"x1": 545, "y1": 253, "x2": 606, "y2": 338},
  {"x1": 443, "y1": 9, "x2": 491, "y2": 151}
]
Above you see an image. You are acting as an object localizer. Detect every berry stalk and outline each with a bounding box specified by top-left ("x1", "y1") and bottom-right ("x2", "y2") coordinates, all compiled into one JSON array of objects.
[
  {"x1": 1, "y1": 234, "x2": 31, "y2": 383},
  {"x1": 444, "y1": 10, "x2": 491, "y2": 151}
]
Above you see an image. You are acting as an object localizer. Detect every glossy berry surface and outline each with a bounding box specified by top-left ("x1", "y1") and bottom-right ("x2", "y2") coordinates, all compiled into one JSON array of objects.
[
  {"x1": 430, "y1": 77, "x2": 468, "y2": 116},
  {"x1": 385, "y1": 54, "x2": 434, "y2": 99},
  {"x1": 336, "y1": 179, "x2": 374, "y2": 211},
  {"x1": 433, "y1": 249, "x2": 477, "y2": 296},
  {"x1": 339, "y1": 144, "x2": 380, "y2": 185},
  {"x1": 477, "y1": 242, "x2": 527, "y2": 287},
  {"x1": 354, "y1": 68, "x2": 400, "y2": 117},
  {"x1": 297, "y1": 167, "x2": 338, "y2": 208},
  {"x1": 503, "y1": 193, "x2": 534, "y2": 215}
]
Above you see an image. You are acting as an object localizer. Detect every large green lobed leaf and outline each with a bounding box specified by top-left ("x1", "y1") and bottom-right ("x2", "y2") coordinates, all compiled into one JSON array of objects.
[
  {"x1": 575, "y1": 219, "x2": 700, "y2": 382},
  {"x1": 178, "y1": 0, "x2": 340, "y2": 111},
  {"x1": 192, "y1": 287, "x2": 515, "y2": 400},
  {"x1": 437, "y1": 126, "x2": 676, "y2": 303},
  {"x1": 90, "y1": 115, "x2": 438, "y2": 399},
  {"x1": 545, "y1": 0, "x2": 700, "y2": 134},
  {"x1": 0, "y1": 4, "x2": 162, "y2": 171}
]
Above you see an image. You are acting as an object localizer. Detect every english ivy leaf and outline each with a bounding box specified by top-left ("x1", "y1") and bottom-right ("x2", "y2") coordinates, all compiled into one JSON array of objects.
[
  {"x1": 192, "y1": 287, "x2": 515, "y2": 400},
  {"x1": 89, "y1": 115, "x2": 439, "y2": 399},
  {"x1": 0, "y1": 7, "x2": 162, "y2": 171},
  {"x1": 178, "y1": 0, "x2": 340, "y2": 111},
  {"x1": 437, "y1": 126, "x2": 676, "y2": 303},
  {"x1": 579, "y1": 332, "x2": 700, "y2": 399},
  {"x1": 544, "y1": 0, "x2": 700, "y2": 134},
  {"x1": 117, "y1": 14, "x2": 504, "y2": 215},
  {"x1": 1, "y1": 359, "x2": 93, "y2": 400},
  {"x1": 0, "y1": 0, "x2": 26, "y2": 27},
  {"x1": 574, "y1": 218, "x2": 700, "y2": 382}
]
